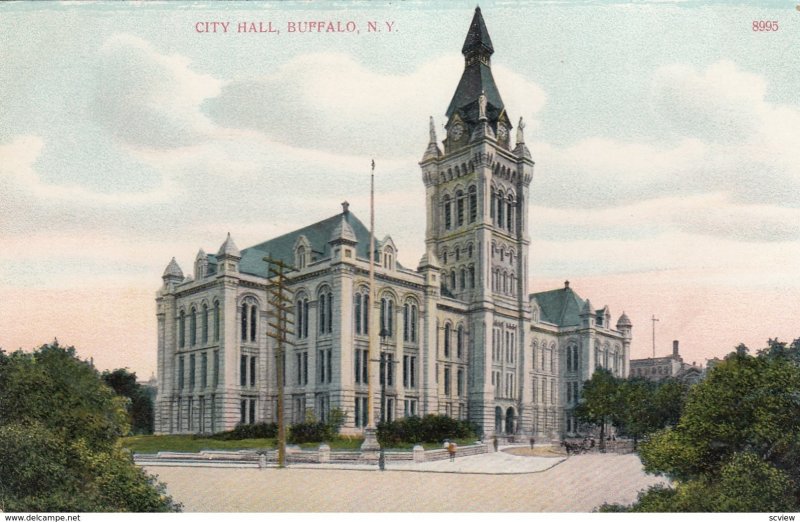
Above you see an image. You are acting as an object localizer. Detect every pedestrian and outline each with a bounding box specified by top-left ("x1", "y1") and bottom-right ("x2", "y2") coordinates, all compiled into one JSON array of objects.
[
  {"x1": 448, "y1": 441, "x2": 456, "y2": 462},
  {"x1": 529, "y1": 436, "x2": 535, "y2": 450},
  {"x1": 492, "y1": 436, "x2": 499, "y2": 452}
]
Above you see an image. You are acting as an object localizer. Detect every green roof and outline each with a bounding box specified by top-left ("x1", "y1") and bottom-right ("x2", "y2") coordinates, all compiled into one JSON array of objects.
[
  {"x1": 235, "y1": 212, "x2": 374, "y2": 277},
  {"x1": 531, "y1": 286, "x2": 586, "y2": 327}
]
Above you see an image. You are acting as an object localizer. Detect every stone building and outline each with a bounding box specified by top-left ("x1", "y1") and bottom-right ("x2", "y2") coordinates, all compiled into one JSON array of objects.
[
  {"x1": 630, "y1": 340, "x2": 702, "y2": 384},
  {"x1": 155, "y1": 7, "x2": 633, "y2": 439}
]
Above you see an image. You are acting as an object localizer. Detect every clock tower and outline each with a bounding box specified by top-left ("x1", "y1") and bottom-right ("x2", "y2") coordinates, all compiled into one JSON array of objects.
[{"x1": 419, "y1": 6, "x2": 536, "y2": 435}]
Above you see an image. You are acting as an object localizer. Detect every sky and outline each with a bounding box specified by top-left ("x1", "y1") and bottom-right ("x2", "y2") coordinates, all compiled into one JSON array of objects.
[{"x1": 1, "y1": 0, "x2": 799, "y2": 379}]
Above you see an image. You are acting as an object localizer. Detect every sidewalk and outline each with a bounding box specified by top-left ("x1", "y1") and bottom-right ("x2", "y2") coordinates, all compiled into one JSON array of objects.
[{"x1": 139, "y1": 445, "x2": 566, "y2": 474}]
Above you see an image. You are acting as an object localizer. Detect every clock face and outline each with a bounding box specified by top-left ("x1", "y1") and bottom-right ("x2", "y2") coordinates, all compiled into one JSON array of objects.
[
  {"x1": 497, "y1": 124, "x2": 508, "y2": 141},
  {"x1": 451, "y1": 123, "x2": 464, "y2": 141}
]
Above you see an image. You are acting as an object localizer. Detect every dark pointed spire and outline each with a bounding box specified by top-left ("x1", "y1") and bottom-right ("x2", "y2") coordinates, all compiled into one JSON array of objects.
[
  {"x1": 445, "y1": 7, "x2": 506, "y2": 125},
  {"x1": 462, "y1": 7, "x2": 494, "y2": 57}
]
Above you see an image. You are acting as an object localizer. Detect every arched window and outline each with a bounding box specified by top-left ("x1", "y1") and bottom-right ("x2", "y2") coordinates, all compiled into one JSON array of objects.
[
  {"x1": 250, "y1": 304, "x2": 257, "y2": 342},
  {"x1": 460, "y1": 268, "x2": 466, "y2": 289},
  {"x1": 319, "y1": 292, "x2": 326, "y2": 333},
  {"x1": 469, "y1": 265, "x2": 475, "y2": 288},
  {"x1": 468, "y1": 186, "x2": 477, "y2": 223},
  {"x1": 507, "y1": 196, "x2": 513, "y2": 231},
  {"x1": 383, "y1": 246, "x2": 394, "y2": 270},
  {"x1": 497, "y1": 190, "x2": 505, "y2": 226},
  {"x1": 444, "y1": 323, "x2": 451, "y2": 357},
  {"x1": 450, "y1": 270, "x2": 456, "y2": 290},
  {"x1": 457, "y1": 325, "x2": 464, "y2": 358},
  {"x1": 403, "y1": 303, "x2": 410, "y2": 342},
  {"x1": 442, "y1": 249, "x2": 448, "y2": 265},
  {"x1": 296, "y1": 297, "x2": 309, "y2": 339},
  {"x1": 296, "y1": 245, "x2": 306, "y2": 269},
  {"x1": 550, "y1": 343, "x2": 556, "y2": 372},
  {"x1": 179, "y1": 310, "x2": 186, "y2": 348},
  {"x1": 467, "y1": 243, "x2": 473, "y2": 258},
  {"x1": 456, "y1": 190, "x2": 465, "y2": 227},
  {"x1": 327, "y1": 292, "x2": 333, "y2": 334},
  {"x1": 411, "y1": 304, "x2": 418, "y2": 343},
  {"x1": 354, "y1": 293, "x2": 362, "y2": 334},
  {"x1": 380, "y1": 296, "x2": 394, "y2": 337},
  {"x1": 490, "y1": 187, "x2": 496, "y2": 223},
  {"x1": 190, "y1": 307, "x2": 197, "y2": 346},
  {"x1": 240, "y1": 306, "x2": 247, "y2": 341},
  {"x1": 202, "y1": 303, "x2": 209, "y2": 344},
  {"x1": 532, "y1": 341, "x2": 539, "y2": 370},
  {"x1": 213, "y1": 301, "x2": 220, "y2": 342},
  {"x1": 443, "y1": 195, "x2": 452, "y2": 230}
]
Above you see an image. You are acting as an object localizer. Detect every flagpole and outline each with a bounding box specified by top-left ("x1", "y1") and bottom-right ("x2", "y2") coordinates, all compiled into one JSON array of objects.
[{"x1": 368, "y1": 158, "x2": 376, "y2": 429}]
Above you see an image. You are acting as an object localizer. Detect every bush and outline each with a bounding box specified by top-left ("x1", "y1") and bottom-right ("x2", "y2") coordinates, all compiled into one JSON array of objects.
[
  {"x1": 207, "y1": 422, "x2": 278, "y2": 441},
  {"x1": 377, "y1": 414, "x2": 477, "y2": 446},
  {"x1": 287, "y1": 421, "x2": 336, "y2": 444}
]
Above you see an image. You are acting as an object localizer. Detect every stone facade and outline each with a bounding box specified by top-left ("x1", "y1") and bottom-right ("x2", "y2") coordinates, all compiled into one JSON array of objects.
[{"x1": 154, "y1": 7, "x2": 633, "y2": 439}]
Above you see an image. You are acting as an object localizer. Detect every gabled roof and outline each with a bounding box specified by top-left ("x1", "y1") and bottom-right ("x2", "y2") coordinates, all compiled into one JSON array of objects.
[
  {"x1": 237, "y1": 212, "x2": 373, "y2": 277},
  {"x1": 530, "y1": 286, "x2": 587, "y2": 327}
]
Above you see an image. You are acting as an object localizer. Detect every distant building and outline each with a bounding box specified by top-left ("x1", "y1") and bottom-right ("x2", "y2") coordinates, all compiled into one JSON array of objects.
[{"x1": 630, "y1": 340, "x2": 702, "y2": 384}]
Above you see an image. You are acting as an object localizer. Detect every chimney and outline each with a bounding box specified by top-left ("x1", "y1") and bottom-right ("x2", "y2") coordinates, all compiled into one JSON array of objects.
[{"x1": 673, "y1": 340, "x2": 679, "y2": 358}]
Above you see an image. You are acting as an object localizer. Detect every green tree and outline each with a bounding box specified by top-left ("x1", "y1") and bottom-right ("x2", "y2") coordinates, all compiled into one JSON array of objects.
[
  {"x1": 613, "y1": 377, "x2": 688, "y2": 450},
  {"x1": 0, "y1": 342, "x2": 180, "y2": 512},
  {"x1": 102, "y1": 368, "x2": 154, "y2": 435},
  {"x1": 626, "y1": 344, "x2": 800, "y2": 511},
  {"x1": 574, "y1": 368, "x2": 620, "y2": 451}
]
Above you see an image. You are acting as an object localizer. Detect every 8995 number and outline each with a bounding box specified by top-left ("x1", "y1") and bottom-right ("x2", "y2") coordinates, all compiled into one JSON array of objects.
[{"x1": 752, "y1": 20, "x2": 779, "y2": 31}]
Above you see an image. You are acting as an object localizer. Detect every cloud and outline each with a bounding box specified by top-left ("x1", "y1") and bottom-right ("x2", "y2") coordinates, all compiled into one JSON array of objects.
[
  {"x1": 204, "y1": 52, "x2": 546, "y2": 158},
  {"x1": 92, "y1": 33, "x2": 221, "y2": 149}
]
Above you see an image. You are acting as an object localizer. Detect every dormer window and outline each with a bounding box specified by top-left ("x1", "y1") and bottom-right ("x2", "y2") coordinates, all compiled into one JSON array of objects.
[
  {"x1": 294, "y1": 235, "x2": 311, "y2": 270},
  {"x1": 383, "y1": 246, "x2": 394, "y2": 270}
]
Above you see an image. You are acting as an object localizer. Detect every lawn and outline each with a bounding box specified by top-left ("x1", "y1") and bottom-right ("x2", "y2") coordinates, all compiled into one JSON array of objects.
[
  {"x1": 120, "y1": 435, "x2": 276, "y2": 453},
  {"x1": 121, "y1": 435, "x2": 480, "y2": 453}
]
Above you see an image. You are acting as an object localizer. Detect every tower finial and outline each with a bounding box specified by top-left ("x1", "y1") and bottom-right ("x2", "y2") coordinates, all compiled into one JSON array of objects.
[
  {"x1": 429, "y1": 116, "x2": 437, "y2": 144},
  {"x1": 516, "y1": 116, "x2": 526, "y2": 144}
]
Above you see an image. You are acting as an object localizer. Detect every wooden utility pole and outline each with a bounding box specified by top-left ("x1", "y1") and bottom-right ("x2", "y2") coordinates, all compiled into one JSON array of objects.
[{"x1": 264, "y1": 256, "x2": 295, "y2": 468}]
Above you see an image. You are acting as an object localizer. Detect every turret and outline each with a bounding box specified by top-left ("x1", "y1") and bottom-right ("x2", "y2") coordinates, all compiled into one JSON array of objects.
[
  {"x1": 194, "y1": 249, "x2": 208, "y2": 279},
  {"x1": 216, "y1": 232, "x2": 241, "y2": 274},
  {"x1": 329, "y1": 202, "x2": 358, "y2": 263},
  {"x1": 580, "y1": 298, "x2": 594, "y2": 328},
  {"x1": 162, "y1": 257, "x2": 183, "y2": 290}
]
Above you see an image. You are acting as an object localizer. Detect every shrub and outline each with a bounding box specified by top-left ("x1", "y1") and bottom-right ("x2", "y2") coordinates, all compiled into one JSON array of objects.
[
  {"x1": 287, "y1": 421, "x2": 335, "y2": 444},
  {"x1": 377, "y1": 414, "x2": 477, "y2": 446},
  {"x1": 207, "y1": 422, "x2": 278, "y2": 441}
]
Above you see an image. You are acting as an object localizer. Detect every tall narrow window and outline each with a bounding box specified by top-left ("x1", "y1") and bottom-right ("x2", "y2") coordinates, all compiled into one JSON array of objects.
[
  {"x1": 189, "y1": 354, "x2": 196, "y2": 389},
  {"x1": 319, "y1": 293, "x2": 326, "y2": 333},
  {"x1": 213, "y1": 301, "x2": 220, "y2": 342},
  {"x1": 201, "y1": 352, "x2": 208, "y2": 388},
  {"x1": 179, "y1": 311, "x2": 186, "y2": 348},
  {"x1": 327, "y1": 293, "x2": 333, "y2": 333},
  {"x1": 450, "y1": 271, "x2": 456, "y2": 290},
  {"x1": 490, "y1": 188, "x2": 496, "y2": 223},
  {"x1": 354, "y1": 293, "x2": 362, "y2": 334},
  {"x1": 469, "y1": 265, "x2": 475, "y2": 288},
  {"x1": 457, "y1": 325, "x2": 464, "y2": 359},
  {"x1": 303, "y1": 299, "x2": 309, "y2": 338},
  {"x1": 202, "y1": 304, "x2": 209, "y2": 344},
  {"x1": 189, "y1": 308, "x2": 197, "y2": 346},
  {"x1": 444, "y1": 196, "x2": 452, "y2": 230},
  {"x1": 444, "y1": 324, "x2": 451, "y2": 358},
  {"x1": 444, "y1": 367, "x2": 451, "y2": 396},
  {"x1": 456, "y1": 190, "x2": 465, "y2": 227},
  {"x1": 457, "y1": 368, "x2": 464, "y2": 396},
  {"x1": 213, "y1": 350, "x2": 219, "y2": 387},
  {"x1": 411, "y1": 305, "x2": 418, "y2": 343},
  {"x1": 250, "y1": 304, "x2": 257, "y2": 342},
  {"x1": 497, "y1": 191, "x2": 504, "y2": 226},
  {"x1": 403, "y1": 303, "x2": 409, "y2": 342},
  {"x1": 507, "y1": 199, "x2": 513, "y2": 231},
  {"x1": 178, "y1": 356, "x2": 185, "y2": 390},
  {"x1": 469, "y1": 186, "x2": 477, "y2": 223},
  {"x1": 363, "y1": 295, "x2": 369, "y2": 335},
  {"x1": 241, "y1": 306, "x2": 248, "y2": 341},
  {"x1": 240, "y1": 355, "x2": 247, "y2": 387},
  {"x1": 250, "y1": 356, "x2": 256, "y2": 387},
  {"x1": 460, "y1": 268, "x2": 466, "y2": 289}
]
